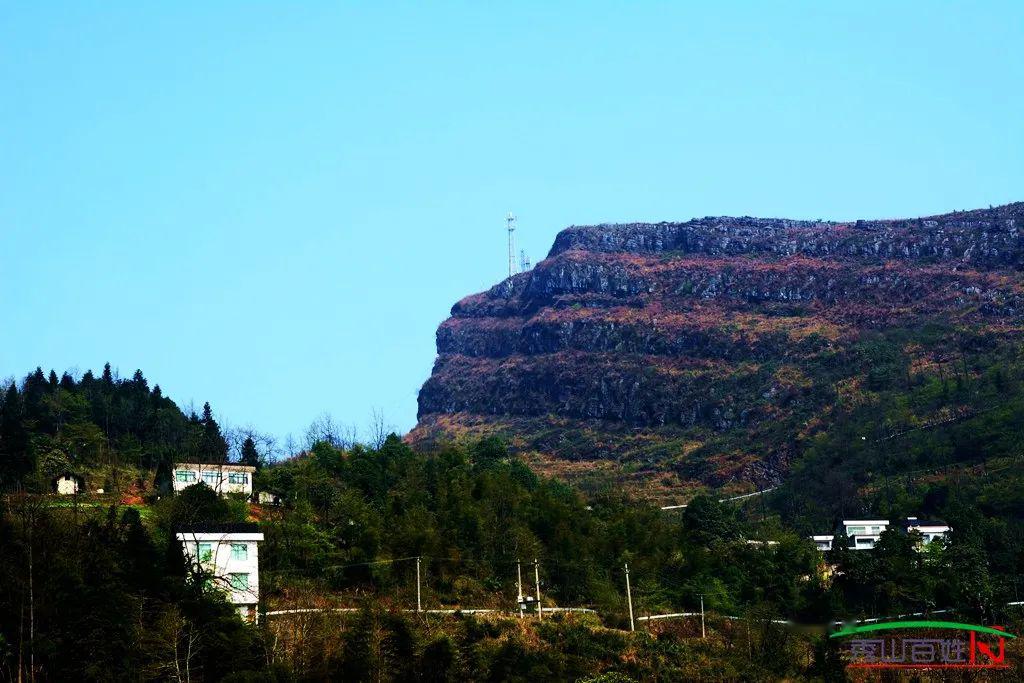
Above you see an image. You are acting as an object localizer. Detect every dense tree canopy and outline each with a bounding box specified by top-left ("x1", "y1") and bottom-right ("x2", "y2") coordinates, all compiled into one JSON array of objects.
[{"x1": 0, "y1": 365, "x2": 234, "y2": 492}]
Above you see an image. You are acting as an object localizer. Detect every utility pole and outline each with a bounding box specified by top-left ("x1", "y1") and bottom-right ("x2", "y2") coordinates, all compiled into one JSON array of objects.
[
  {"x1": 416, "y1": 556, "x2": 422, "y2": 613},
  {"x1": 507, "y1": 213, "x2": 517, "y2": 279},
  {"x1": 624, "y1": 563, "x2": 635, "y2": 632},
  {"x1": 700, "y1": 594, "x2": 706, "y2": 639},
  {"x1": 516, "y1": 559, "x2": 524, "y2": 619},
  {"x1": 534, "y1": 558, "x2": 543, "y2": 621}
]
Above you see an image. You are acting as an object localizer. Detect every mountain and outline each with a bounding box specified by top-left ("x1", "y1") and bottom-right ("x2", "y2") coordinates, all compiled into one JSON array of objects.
[{"x1": 411, "y1": 203, "x2": 1024, "y2": 504}]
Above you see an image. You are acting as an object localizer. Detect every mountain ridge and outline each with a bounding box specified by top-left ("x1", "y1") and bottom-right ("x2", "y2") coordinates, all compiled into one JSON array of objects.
[{"x1": 411, "y1": 202, "x2": 1024, "y2": 501}]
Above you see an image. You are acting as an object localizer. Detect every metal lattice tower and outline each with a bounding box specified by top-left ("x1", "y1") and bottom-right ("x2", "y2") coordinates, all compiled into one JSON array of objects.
[
  {"x1": 519, "y1": 249, "x2": 531, "y2": 272},
  {"x1": 506, "y1": 212, "x2": 518, "y2": 278}
]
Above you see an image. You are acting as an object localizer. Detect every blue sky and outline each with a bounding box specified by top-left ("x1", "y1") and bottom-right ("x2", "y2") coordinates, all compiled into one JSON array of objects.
[{"x1": 2, "y1": 2, "x2": 1022, "y2": 445}]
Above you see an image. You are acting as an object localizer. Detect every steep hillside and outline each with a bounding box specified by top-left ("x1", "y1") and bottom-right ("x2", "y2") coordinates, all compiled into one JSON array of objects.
[{"x1": 411, "y1": 203, "x2": 1024, "y2": 503}]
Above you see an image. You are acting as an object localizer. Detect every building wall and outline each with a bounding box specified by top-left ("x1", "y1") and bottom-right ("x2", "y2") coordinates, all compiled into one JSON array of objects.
[
  {"x1": 908, "y1": 526, "x2": 951, "y2": 545},
  {"x1": 55, "y1": 476, "x2": 79, "y2": 495},
  {"x1": 176, "y1": 532, "x2": 263, "y2": 610},
  {"x1": 172, "y1": 463, "x2": 254, "y2": 496}
]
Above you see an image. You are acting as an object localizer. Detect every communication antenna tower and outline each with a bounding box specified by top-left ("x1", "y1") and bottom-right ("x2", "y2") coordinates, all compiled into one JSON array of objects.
[
  {"x1": 506, "y1": 212, "x2": 518, "y2": 278},
  {"x1": 519, "y1": 249, "x2": 531, "y2": 272}
]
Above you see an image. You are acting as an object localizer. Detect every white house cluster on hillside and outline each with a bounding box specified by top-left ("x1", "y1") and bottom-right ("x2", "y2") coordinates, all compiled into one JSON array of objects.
[
  {"x1": 811, "y1": 517, "x2": 951, "y2": 552},
  {"x1": 176, "y1": 523, "x2": 264, "y2": 620},
  {"x1": 171, "y1": 464, "x2": 265, "y2": 620}
]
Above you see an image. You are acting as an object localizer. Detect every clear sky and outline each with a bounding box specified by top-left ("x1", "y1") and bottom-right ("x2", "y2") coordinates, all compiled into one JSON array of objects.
[{"x1": 2, "y1": 2, "x2": 1022, "y2": 445}]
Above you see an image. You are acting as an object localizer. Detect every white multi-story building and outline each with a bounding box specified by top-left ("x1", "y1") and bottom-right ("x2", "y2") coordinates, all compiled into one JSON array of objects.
[
  {"x1": 900, "y1": 517, "x2": 952, "y2": 546},
  {"x1": 176, "y1": 523, "x2": 264, "y2": 620},
  {"x1": 840, "y1": 519, "x2": 889, "y2": 550},
  {"x1": 172, "y1": 462, "x2": 255, "y2": 497}
]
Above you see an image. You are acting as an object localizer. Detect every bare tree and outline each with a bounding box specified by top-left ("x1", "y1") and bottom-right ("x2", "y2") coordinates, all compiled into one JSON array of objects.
[
  {"x1": 283, "y1": 433, "x2": 298, "y2": 458},
  {"x1": 226, "y1": 425, "x2": 280, "y2": 465},
  {"x1": 144, "y1": 605, "x2": 202, "y2": 682},
  {"x1": 367, "y1": 409, "x2": 395, "y2": 449},
  {"x1": 303, "y1": 413, "x2": 341, "y2": 450},
  {"x1": 340, "y1": 423, "x2": 359, "y2": 450}
]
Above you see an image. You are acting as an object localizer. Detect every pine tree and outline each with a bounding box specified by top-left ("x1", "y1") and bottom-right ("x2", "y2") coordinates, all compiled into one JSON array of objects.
[
  {"x1": 23, "y1": 367, "x2": 49, "y2": 422},
  {"x1": 240, "y1": 437, "x2": 261, "y2": 469},
  {"x1": 200, "y1": 402, "x2": 228, "y2": 462},
  {"x1": 0, "y1": 383, "x2": 32, "y2": 488},
  {"x1": 131, "y1": 369, "x2": 148, "y2": 392},
  {"x1": 101, "y1": 362, "x2": 113, "y2": 386}
]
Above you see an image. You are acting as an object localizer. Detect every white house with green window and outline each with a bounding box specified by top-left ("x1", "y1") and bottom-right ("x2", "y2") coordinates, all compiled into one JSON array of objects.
[
  {"x1": 172, "y1": 462, "x2": 255, "y2": 497},
  {"x1": 176, "y1": 523, "x2": 264, "y2": 620},
  {"x1": 840, "y1": 519, "x2": 889, "y2": 550}
]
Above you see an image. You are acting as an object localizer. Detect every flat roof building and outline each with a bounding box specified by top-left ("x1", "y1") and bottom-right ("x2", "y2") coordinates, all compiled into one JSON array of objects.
[
  {"x1": 172, "y1": 462, "x2": 255, "y2": 497},
  {"x1": 811, "y1": 535, "x2": 835, "y2": 552},
  {"x1": 899, "y1": 517, "x2": 951, "y2": 546},
  {"x1": 176, "y1": 523, "x2": 264, "y2": 621},
  {"x1": 840, "y1": 519, "x2": 889, "y2": 551}
]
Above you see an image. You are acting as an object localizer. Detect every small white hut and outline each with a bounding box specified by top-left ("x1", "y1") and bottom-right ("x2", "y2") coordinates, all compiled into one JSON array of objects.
[{"x1": 52, "y1": 472, "x2": 85, "y2": 495}]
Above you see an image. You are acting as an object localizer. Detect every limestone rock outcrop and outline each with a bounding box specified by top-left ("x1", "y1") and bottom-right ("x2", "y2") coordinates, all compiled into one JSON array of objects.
[{"x1": 411, "y1": 203, "x2": 1024, "y2": 499}]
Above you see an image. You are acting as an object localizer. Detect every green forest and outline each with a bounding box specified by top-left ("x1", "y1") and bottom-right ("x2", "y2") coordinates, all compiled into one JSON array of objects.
[{"x1": 1, "y1": 349, "x2": 1024, "y2": 681}]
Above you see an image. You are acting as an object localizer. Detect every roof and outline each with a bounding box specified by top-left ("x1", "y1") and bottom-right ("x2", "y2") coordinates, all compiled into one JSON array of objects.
[
  {"x1": 900, "y1": 518, "x2": 949, "y2": 528},
  {"x1": 51, "y1": 472, "x2": 85, "y2": 483},
  {"x1": 176, "y1": 522, "x2": 261, "y2": 534},
  {"x1": 173, "y1": 462, "x2": 256, "y2": 472},
  {"x1": 841, "y1": 519, "x2": 889, "y2": 525}
]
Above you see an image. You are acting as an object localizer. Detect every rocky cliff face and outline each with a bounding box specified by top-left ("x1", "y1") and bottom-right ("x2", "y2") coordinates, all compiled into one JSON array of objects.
[{"x1": 411, "y1": 203, "x2": 1024, "y2": 501}]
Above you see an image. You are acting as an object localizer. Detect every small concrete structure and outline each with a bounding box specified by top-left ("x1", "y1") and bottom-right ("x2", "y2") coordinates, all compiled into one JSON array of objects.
[
  {"x1": 176, "y1": 523, "x2": 264, "y2": 620},
  {"x1": 257, "y1": 491, "x2": 282, "y2": 506},
  {"x1": 811, "y1": 535, "x2": 834, "y2": 552},
  {"x1": 900, "y1": 517, "x2": 951, "y2": 546},
  {"x1": 52, "y1": 472, "x2": 85, "y2": 495},
  {"x1": 172, "y1": 462, "x2": 255, "y2": 497}
]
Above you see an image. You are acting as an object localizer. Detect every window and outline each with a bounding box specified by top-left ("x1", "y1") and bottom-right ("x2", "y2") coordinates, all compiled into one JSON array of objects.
[
  {"x1": 175, "y1": 470, "x2": 196, "y2": 483},
  {"x1": 198, "y1": 543, "x2": 213, "y2": 563},
  {"x1": 201, "y1": 471, "x2": 220, "y2": 486},
  {"x1": 846, "y1": 526, "x2": 866, "y2": 535},
  {"x1": 228, "y1": 472, "x2": 248, "y2": 485},
  {"x1": 229, "y1": 573, "x2": 250, "y2": 590},
  {"x1": 231, "y1": 543, "x2": 248, "y2": 561}
]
